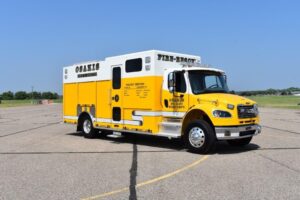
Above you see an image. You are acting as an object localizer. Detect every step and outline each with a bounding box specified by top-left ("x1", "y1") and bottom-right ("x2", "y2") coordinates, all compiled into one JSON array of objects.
[
  {"x1": 159, "y1": 121, "x2": 182, "y2": 128},
  {"x1": 107, "y1": 131, "x2": 124, "y2": 138}
]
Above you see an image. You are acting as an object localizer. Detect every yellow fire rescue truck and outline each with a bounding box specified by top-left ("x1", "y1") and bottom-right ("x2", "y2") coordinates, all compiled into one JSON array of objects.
[{"x1": 63, "y1": 50, "x2": 261, "y2": 153}]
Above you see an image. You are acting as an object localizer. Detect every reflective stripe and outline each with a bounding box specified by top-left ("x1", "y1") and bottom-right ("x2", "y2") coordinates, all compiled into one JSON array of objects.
[
  {"x1": 162, "y1": 111, "x2": 185, "y2": 118},
  {"x1": 64, "y1": 116, "x2": 78, "y2": 120},
  {"x1": 65, "y1": 110, "x2": 185, "y2": 126},
  {"x1": 96, "y1": 118, "x2": 141, "y2": 126},
  {"x1": 133, "y1": 110, "x2": 185, "y2": 118},
  {"x1": 131, "y1": 115, "x2": 143, "y2": 121},
  {"x1": 133, "y1": 111, "x2": 161, "y2": 116},
  {"x1": 124, "y1": 120, "x2": 142, "y2": 126},
  {"x1": 96, "y1": 118, "x2": 111, "y2": 123},
  {"x1": 111, "y1": 120, "x2": 123, "y2": 124}
]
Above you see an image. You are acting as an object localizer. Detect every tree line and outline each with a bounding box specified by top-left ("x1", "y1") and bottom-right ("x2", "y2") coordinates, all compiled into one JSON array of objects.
[
  {"x1": 236, "y1": 87, "x2": 300, "y2": 96},
  {"x1": 0, "y1": 91, "x2": 60, "y2": 100},
  {"x1": 1, "y1": 87, "x2": 299, "y2": 100}
]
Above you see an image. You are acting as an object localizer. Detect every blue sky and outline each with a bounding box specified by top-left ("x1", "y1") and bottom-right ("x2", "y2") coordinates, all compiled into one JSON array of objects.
[{"x1": 0, "y1": 0, "x2": 299, "y2": 94}]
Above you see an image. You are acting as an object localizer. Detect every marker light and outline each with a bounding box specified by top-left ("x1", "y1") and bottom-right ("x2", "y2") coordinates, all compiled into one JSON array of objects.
[{"x1": 227, "y1": 104, "x2": 235, "y2": 110}]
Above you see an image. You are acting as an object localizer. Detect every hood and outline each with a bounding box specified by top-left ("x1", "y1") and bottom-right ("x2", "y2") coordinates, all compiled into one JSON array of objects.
[{"x1": 197, "y1": 93, "x2": 256, "y2": 106}]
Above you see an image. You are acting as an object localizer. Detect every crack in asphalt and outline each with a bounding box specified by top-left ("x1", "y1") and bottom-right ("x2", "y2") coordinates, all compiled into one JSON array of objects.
[
  {"x1": 0, "y1": 122, "x2": 61, "y2": 138},
  {"x1": 262, "y1": 125, "x2": 300, "y2": 135},
  {"x1": 0, "y1": 150, "x2": 179, "y2": 155},
  {"x1": 0, "y1": 147, "x2": 299, "y2": 156},
  {"x1": 129, "y1": 140, "x2": 138, "y2": 200},
  {"x1": 273, "y1": 118, "x2": 300, "y2": 124},
  {"x1": 0, "y1": 118, "x2": 20, "y2": 124},
  {"x1": 255, "y1": 152, "x2": 300, "y2": 174},
  {"x1": 257, "y1": 147, "x2": 300, "y2": 150}
]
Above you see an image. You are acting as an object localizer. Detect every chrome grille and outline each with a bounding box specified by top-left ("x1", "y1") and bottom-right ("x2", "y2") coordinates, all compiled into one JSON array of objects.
[{"x1": 238, "y1": 105, "x2": 257, "y2": 119}]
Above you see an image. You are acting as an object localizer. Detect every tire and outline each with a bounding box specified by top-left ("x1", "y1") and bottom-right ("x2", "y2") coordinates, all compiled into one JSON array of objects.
[
  {"x1": 227, "y1": 137, "x2": 252, "y2": 146},
  {"x1": 184, "y1": 120, "x2": 216, "y2": 154},
  {"x1": 81, "y1": 116, "x2": 96, "y2": 138}
]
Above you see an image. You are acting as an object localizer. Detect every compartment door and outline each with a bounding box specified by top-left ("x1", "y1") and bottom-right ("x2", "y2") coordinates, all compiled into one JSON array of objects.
[{"x1": 111, "y1": 66, "x2": 123, "y2": 126}]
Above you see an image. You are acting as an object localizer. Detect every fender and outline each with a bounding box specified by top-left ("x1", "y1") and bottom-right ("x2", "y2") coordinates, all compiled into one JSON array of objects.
[{"x1": 181, "y1": 105, "x2": 215, "y2": 135}]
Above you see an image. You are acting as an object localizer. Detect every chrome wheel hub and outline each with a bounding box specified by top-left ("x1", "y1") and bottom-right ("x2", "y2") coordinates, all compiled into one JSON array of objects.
[
  {"x1": 83, "y1": 119, "x2": 92, "y2": 134},
  {"x1": 189, "y1": 127, "x2": 205, "y2": 148}
]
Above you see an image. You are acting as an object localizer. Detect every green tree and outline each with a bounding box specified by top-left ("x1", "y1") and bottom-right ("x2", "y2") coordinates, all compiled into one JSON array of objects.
[
  {"x1": 31, "y1": 91, "x2": 42, "y2": 99},
  {"x1": 281, "y1": 91, "x2": 287, "y2": 95},
  {"x1": 14, "y1": 91, "x2": 28, "y2": 100},
  {"x1": 52, "y1": 92, "x2": 59, "y2": 99},
  {"x1": 2, "y1": 91, "x2": 14, "y2": 100},
  {"x1": 41, "y1": 92, "x2": 54, "y2": 99}
]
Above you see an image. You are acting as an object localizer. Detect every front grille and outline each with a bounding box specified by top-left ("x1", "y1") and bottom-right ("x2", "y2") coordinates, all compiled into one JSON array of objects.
[
  {"x1": 238, "y1": 105, "x2": 257, "y2": 119},
  {"x1": 240, "y1": 130, "x2": 256, "y2": 136}
]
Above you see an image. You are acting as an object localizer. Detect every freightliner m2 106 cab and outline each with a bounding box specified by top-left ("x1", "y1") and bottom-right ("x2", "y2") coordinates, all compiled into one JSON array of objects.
[{"x1": 63, "y1": 50, "x2": 261, "y2": 153}]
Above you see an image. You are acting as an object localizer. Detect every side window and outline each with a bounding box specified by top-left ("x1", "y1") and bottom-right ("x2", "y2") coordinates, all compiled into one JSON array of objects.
[
  {"x1": 175, "y1": 72, "x2": 186, "y2": 93},
  {"x1": 112, "y1": 67, "x2": 121, "y2": 89},
  {"x1": 125, "y1": 58, "x2": 142, "y2": 72},
  {"x1": 205, "y1": 75, "x2": 220, "y2": 88}
]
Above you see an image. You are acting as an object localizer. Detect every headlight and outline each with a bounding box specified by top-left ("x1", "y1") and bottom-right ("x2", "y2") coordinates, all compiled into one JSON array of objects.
[
  {"x1": 213, "y1": 110, "x2": 232, "y2": 118},
  {"x1": 253, "y1": 104, "x2": 259, "y2": 116}
]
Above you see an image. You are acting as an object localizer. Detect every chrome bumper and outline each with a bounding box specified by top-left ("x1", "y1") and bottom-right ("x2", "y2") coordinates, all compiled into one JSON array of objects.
[{"x1": 215, "y1": 124, "x2": 261, "y2": 140}]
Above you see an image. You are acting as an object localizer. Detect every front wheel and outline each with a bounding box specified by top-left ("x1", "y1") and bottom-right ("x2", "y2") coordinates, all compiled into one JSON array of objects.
[
  {"x1": 81, "y1": 116, "x2": 96, "y2": 138},
  {"x1": 184, "y1": 120, "x2": 216, "y2": 154},
  {"x1": 227, "y1": 137, "x2": 252, "y2": 146}
]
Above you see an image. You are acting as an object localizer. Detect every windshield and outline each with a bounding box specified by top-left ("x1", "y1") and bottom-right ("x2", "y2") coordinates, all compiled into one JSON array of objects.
[{"x1": 188, "y1": 70, "x2": 229, "y2": 94}]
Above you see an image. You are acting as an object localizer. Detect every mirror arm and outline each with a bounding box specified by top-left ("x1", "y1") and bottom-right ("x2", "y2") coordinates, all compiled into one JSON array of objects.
[{"x1": 173, "y1": 92, "x2": 184, "y2": 97}]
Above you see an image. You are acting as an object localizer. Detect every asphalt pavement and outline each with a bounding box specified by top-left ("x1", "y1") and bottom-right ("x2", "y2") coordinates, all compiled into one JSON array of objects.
[{"x1": 0, "y1": 104, "x2": 299, "y2": 200}]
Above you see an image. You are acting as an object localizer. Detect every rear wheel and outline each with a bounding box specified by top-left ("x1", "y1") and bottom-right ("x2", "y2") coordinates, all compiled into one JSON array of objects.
[
  {"x1": 81, "y1": 116, "x2": 96, "y2": 138},
  {"x1": 227, "y1": 137, "x2": 252, "y2": 146},
  {"x1": 184, "y1": 120, "x2": 216, "y2": 154}
]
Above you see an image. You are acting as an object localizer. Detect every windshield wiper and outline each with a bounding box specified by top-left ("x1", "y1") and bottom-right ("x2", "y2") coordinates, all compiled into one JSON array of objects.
[{"x1": 195, "y1": 89, "x2": 227, "y2": 94}]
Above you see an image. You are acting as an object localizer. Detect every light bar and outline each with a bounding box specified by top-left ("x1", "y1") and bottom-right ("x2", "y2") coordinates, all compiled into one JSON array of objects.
[{"x1": 180, "y1": 62, "x2": 211, "y2": 68}]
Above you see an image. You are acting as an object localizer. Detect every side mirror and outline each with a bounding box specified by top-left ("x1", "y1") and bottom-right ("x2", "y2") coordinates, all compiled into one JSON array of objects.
[{"x1": 168, "y1": 72, "x2": 176, "y2": 93}]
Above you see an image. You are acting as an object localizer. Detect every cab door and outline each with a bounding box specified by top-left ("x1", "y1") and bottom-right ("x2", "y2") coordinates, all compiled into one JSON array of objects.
[
  {"x1": 162, "y1": 70, "x2": 189, "y2": 116},
  {"x1": 111, "y1": 66, "x2": 123, "y2": 127}
]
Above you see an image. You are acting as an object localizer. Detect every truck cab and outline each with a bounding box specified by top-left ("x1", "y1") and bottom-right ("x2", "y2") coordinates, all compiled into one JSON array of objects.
[{"x1": 161, "y1": 64, "x2": 261, "y2": 153}]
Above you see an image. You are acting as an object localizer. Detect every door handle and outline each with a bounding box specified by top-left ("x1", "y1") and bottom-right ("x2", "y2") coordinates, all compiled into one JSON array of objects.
[
  {"x1": 164, "y1": 99, "x2": 169, "y2": 108},
  {"x1": 112, "y1": 95, "x2": 119, "y2": 102}
]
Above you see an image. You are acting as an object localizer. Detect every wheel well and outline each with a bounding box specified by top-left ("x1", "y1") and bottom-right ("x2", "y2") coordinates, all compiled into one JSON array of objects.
[
  {"x1": 181, "y1": 109, "x2": 214, "y2": 135},
  {"x1": 77, "y1": 112, "x2": 92, "y2": 131}
]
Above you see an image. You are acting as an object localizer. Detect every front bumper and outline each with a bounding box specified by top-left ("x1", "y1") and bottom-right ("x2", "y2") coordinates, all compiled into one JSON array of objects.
[{"x1": 215, "y1": 124, "x2": 261, "y2": 140}]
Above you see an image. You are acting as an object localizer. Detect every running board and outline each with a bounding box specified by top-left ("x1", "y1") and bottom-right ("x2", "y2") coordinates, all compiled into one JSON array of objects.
[{"x1": 107, "y1": 131, "x2": 124, "y2": 138}]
